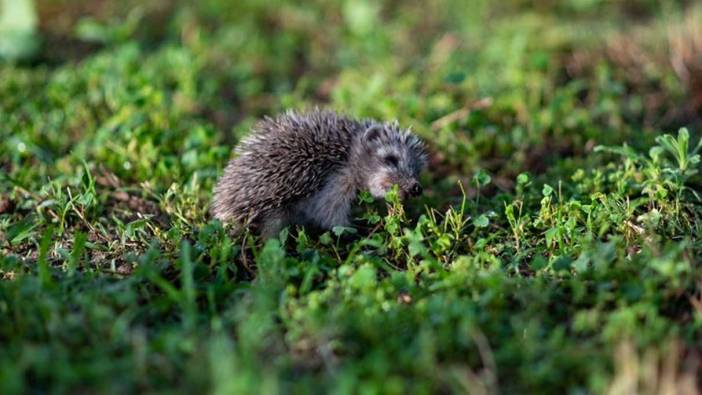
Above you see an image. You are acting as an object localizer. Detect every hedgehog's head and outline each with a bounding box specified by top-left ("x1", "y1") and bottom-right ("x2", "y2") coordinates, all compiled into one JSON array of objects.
[{"x1": 357, "y1": 123, "x2": 427, "y2": 200}]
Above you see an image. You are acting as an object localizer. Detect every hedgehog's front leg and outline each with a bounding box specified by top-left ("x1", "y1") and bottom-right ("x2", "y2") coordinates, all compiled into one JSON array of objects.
[
  {"x1": 300, "y1": 171, "x2": 357, "y2": 230},
  {"x1": 259, "y1": 208, "x2": 292, "y2": 238}
]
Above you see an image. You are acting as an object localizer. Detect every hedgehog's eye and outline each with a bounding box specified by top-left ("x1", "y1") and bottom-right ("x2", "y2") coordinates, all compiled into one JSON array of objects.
[{"x1": 383, "y1": 155, "x2": 399, "y2": 167}]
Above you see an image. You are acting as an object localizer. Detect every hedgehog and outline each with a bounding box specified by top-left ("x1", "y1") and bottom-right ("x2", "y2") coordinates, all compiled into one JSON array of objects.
[{"x1": 211, "y1": 109, "x2": 427, "y2": 237}]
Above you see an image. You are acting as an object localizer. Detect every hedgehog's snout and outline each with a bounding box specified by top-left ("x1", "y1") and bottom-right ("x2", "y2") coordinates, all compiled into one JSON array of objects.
[
  {"x1": 394, "y1": 177, "x2": 422, "y2": 199},
  {"x1": 409, "y1": 182, "x2": 423, "y2": 197},
  {"x1": 400, "y1": 180, "x2": 422, "y2": 198}
]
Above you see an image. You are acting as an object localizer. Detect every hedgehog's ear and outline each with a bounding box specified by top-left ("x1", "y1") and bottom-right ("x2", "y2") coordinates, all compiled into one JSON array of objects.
[{"x1": 363, "y1": 125, "x2": 384, "y2": 145}]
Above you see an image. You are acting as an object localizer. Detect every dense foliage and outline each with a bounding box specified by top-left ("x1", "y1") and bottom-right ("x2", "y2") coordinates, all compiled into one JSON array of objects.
[{"x1": 1, "y1": 1, "x2": 702, "y2": 394}]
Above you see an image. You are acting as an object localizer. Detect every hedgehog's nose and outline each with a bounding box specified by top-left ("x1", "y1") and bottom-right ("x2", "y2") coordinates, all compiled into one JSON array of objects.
[{"x1": 409, "y1": 182, "x2": 423, "y2": 197}]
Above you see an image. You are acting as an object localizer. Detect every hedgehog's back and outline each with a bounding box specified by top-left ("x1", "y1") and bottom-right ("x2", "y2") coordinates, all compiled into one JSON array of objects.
[{"x1": 211, "y1": 109, "x2": 366, "y2": 224}]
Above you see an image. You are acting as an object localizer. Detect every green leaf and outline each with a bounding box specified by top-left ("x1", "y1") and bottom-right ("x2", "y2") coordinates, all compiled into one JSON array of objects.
[
  {"x1": 573, "y1": 253, "x2": 589, "y2": 273},
  {"x1": 358, "y1": 190, "x2": 374, "y2": 204},
  {"x1": 179, "y1": 240, "x2": 197, "y2": 329},
  {"x1": 472, "y1": 169, "x2": 492, "y2": 187},
  {"x1": 545, "y1": 227, "x2": 559, "y2": 247},
  {"x1": 319, "y1": 232, "x2": 333, "y2": 246},
  {"x1": 594, "y1": 144, "x2": 640, "y2": 161},
  {"x1": 516, "y1": 173, "x2": 530, "y2": 185},
  {"x1": 542, "y1": 184, "x2": 554, "y2": 197},
  {"x1": 473, "y1": 214, "x2": 490, "y2": 228},
  {"x1": 6, "y1": 216, "x2": 37, "y2": 245},
  {"x1": 332, "y1": 226, "x2": 357, "y2": 237},
  {"x1": 75, "y1": 7, "x2": 142, "y2": 45},
  {"x1": 37, "y1": 226, "x2": 54, "y2": 287},
  {"x1": 348, "y1": 264, "x2": 377, "y2": 289},
  {"x1": 68, "y1": 232, "x2": 87, "y2": 275},
  {"x1": 552, "y1": 256, "x2": 573, "y2": 272}
]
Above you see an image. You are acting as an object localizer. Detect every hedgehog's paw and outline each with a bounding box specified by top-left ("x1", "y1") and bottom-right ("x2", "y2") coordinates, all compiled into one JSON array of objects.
[{"x1": 259, "y1": 209, "x2": 293, "y2": 239}]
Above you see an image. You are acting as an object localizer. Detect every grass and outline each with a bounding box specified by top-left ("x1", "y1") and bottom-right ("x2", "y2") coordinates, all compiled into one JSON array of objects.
[{"x1": 1, "y1": 1, "x2": 702, "y2": 394}]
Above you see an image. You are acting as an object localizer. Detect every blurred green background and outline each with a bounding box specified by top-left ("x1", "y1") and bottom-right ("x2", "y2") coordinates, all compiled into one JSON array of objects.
[{"x1": 1, "y1": 1, "x2": 702, "y2": 394}]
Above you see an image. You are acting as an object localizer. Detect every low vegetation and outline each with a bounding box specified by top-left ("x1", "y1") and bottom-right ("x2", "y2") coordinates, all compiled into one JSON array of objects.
[{"x1": 1, "y1": 1, "x2": 701, "y2": 393}]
